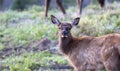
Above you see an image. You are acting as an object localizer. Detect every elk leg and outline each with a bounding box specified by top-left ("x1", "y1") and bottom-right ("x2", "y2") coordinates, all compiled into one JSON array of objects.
[
  {"x1": 44, "y1": 0, "x2": 51, "y2": 18},
  {"x1": 97, "y1": 0, "x2": 105, "y2": 7},
  {"x1": 56, "y1": 0, "x2": 66, "y2": 15},
  {"x1": 77, "y1": 0, "x2": 83, "y2": 15}
]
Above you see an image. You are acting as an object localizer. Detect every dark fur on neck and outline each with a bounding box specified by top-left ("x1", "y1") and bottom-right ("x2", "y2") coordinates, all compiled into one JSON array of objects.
[{"x1": 59, "y1": 34, "x2": 76, "y2": 55}]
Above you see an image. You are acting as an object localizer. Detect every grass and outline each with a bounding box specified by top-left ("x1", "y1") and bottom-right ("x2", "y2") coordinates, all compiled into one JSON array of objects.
[
  {"x1": 0, "y1": 10, "x2": 58, "y2": 49},
  {"x1": 1, "y1": 51, "x2": 67, "y2": 71},
  {"x1": 0, "y1": 2, "x2": 120, "y2": 71}
]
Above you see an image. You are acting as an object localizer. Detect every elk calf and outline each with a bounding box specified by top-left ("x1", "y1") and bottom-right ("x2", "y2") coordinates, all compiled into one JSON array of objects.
[{"x1": 51, "y1": 15, "x2": 120, "y2": 71}]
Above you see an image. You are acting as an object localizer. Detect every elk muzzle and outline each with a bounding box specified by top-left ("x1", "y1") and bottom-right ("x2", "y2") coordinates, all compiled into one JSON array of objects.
[{"x1": 61, "y1": 30, "x2": 68, "y2": 38}]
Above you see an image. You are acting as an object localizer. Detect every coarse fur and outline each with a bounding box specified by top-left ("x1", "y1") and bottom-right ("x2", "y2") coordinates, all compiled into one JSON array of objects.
[{"x1": 51, "y1": 15, "x2": 120, "y2": 71}]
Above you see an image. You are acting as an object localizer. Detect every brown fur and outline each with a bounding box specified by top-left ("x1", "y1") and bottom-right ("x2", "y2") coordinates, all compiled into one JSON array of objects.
[
  {"x1": 62, "y1": 34, "x2": 120, "y2": 71},
  {"x1": 51, "y1": 15, "x2": 120, "y2": 71}
]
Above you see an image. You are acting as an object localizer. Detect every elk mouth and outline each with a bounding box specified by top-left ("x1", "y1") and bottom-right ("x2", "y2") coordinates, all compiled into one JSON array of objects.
[
  {"x1": 61, "y1": 35, "x2": 68, "y2": 38},
  {"x1": 61, "y1": 30, "x2": 69, "y2": 38}
]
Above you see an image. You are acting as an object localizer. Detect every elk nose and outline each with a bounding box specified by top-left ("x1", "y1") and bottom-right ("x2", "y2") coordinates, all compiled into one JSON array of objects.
[{"x1": 62, "y1": 31, "x2": 68, "y2": 35}]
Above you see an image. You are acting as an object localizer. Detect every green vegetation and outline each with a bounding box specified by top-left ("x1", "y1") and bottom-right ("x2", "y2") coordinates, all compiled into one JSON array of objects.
[
  {"x1": 73, "y1": 10, "x2": 120, "y2": 36},
  {"x1": 0, "y1": 2, "x2": 120, "y2": 71},
  {"x1": 1, "y1": 52, "x2": 67, "y2": 71}
]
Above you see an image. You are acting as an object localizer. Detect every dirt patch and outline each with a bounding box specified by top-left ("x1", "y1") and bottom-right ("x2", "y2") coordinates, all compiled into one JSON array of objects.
[{"x1": 0, "y1": 38, "x2": 59, "y2": 59}]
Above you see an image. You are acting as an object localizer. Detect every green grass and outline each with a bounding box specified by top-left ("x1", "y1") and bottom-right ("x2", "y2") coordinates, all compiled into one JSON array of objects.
[
  {"x1": 0, "y1": 2, "x2": 120, "y2": 71},
  {"x1": 1, "y1": 51, "x2": 67, "y2": 71},
  {"x1": 0, "y1": 11, "x2": 58, "y2": 48},
  {"x1": 72, "y1": 6, "x2": 120, "y2": 36}
]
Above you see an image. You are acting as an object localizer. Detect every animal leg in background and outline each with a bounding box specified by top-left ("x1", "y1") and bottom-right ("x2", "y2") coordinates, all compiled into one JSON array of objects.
[
  {"x1": 44, "y1": 0, "x2": 51, "y2": 17},
  {"x1": 56, "y1": 0, "x2": 66, "y2": 15},
  {"x1": 44, "y1": 0, "x2": 66, "y2": 18},
  {"x1": 77, "y1": 0, "x2": 83, "y2": 15},
  {"x1": 97, "y1": 0, "x2": 105, "y2": 7}
]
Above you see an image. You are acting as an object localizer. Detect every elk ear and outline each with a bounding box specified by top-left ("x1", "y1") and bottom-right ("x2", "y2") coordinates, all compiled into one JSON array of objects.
[
  {"x1": 72, "y1": 17, "x2": 80, "y2": 26},
  {"x1": 51, "y1": 15, "x2": 61, "y2": 26}
]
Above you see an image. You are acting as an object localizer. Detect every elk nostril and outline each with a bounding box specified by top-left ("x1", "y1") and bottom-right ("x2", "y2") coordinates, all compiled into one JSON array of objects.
[{"x1": 62, "y1": 31, "x2": 68, "y2": 35}]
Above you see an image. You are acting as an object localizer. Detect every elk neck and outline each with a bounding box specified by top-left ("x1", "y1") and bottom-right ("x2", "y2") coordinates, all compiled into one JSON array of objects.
[{"x1": 58, "y1": 33, "x2": 74, "y2": 54}]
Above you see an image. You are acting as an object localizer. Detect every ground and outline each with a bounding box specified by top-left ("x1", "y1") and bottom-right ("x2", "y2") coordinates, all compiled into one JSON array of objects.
[{"x1": 0, "y1": 2, "x2": 120, "y2": 71}]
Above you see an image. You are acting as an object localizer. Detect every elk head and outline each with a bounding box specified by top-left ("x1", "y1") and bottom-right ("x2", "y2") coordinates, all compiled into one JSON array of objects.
[{"x1": 51, "y1": 15, "x2": 80, "y2": 38}]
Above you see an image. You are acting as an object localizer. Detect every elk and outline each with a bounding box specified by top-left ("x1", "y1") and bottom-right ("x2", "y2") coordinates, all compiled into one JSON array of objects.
[
  {"x1": 51, "y1": 15, "x2": 120, "y2": 71},
  {"x1": 44, "y1": 0, "x2": 105, "y2": 18}
]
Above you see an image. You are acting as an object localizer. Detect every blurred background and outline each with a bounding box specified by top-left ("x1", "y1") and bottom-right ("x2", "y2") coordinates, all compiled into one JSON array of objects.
[
  {"x1": 0, "y1": 0, "x2": 119, "y2": 11},
  {"x1": 0, "y1": 0, "x2": 120, "y2": 71}
]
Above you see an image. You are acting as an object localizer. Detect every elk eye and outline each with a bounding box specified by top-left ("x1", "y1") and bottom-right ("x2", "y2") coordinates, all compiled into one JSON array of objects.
[{"x1": 58, "y1": 27, "x2": 61, "y2": 29}]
